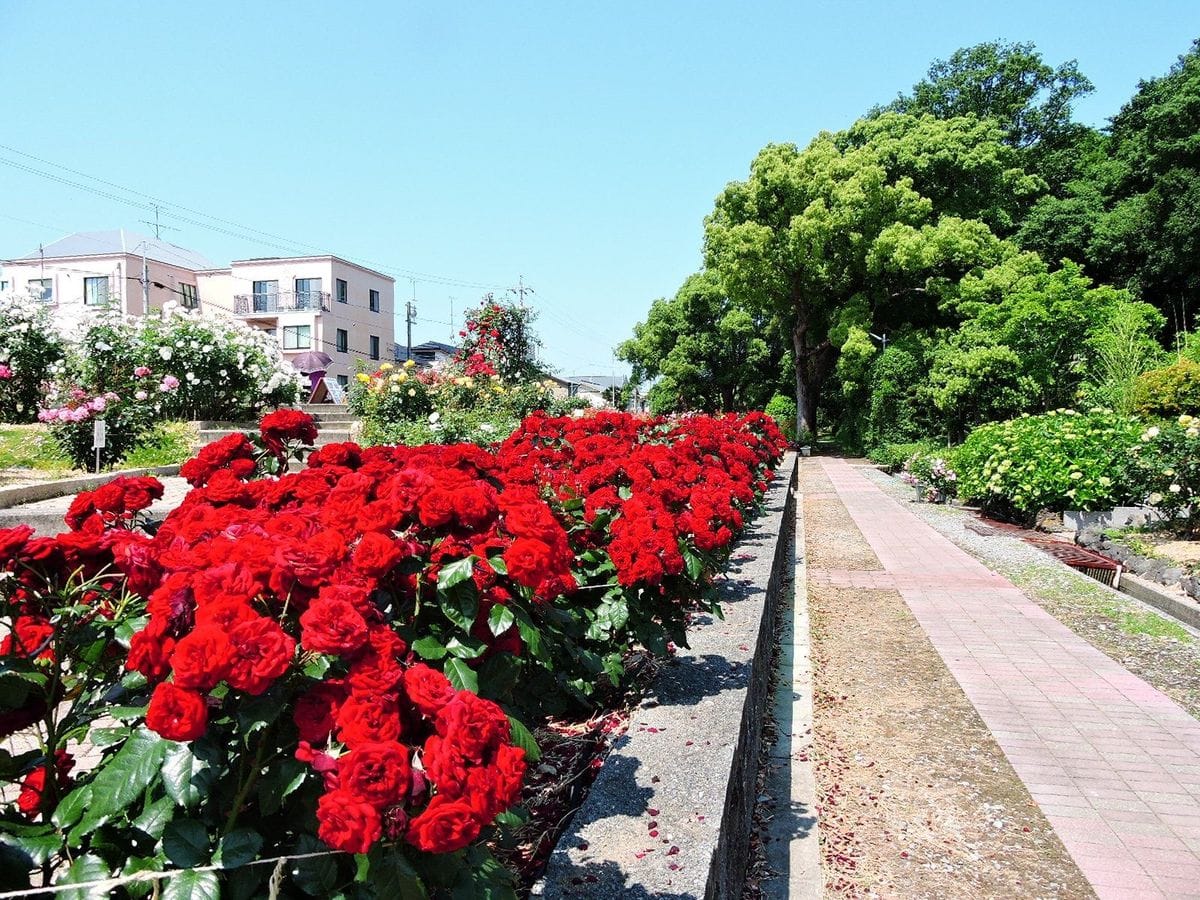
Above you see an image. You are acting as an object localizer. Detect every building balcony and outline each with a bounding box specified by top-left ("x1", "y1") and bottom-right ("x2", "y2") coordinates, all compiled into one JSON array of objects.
[{"x1": 233, "y1": 291, "x2": 330, "y2": 315}]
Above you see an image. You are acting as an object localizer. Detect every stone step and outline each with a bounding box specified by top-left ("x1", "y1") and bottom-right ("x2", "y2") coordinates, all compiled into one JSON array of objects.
[{"x1": 196, "y1": 428, "x2": 356, "y2": 448}]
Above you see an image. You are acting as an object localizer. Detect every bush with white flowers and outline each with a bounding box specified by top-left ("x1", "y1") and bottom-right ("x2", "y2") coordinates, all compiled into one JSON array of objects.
[{"x1": 0, "y1": 287, "x2": 66, "y2": 423}]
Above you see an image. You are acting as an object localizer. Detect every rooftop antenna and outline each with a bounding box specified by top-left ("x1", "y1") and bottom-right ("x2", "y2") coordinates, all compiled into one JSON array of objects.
[
  {"x1": 510, "y1": 275, "x2": 533, "y2": 308},
  {"x1": 406, "y1": 279, "x2": 417, "y2": 361}
]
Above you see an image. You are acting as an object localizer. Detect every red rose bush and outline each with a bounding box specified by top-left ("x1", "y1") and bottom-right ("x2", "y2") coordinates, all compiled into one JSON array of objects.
[{"x1": 0, "y1": 407, "x2": 785, "y2": 896}]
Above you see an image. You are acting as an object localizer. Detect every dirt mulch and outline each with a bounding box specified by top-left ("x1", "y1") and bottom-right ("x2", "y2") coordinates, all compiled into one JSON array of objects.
[{"x1": 803, "y1": 461, "x2": 1093, "y2": 899}]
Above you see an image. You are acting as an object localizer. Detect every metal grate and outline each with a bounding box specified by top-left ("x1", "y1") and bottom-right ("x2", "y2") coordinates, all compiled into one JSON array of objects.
[{"x1": 969, "y1": 515, "x2": 1122, "y2": 588}]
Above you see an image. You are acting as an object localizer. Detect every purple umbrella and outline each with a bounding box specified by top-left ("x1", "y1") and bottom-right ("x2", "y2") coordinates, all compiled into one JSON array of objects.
[{"x1": 290, "y1": 351, "x2": 333, "y2": 373}]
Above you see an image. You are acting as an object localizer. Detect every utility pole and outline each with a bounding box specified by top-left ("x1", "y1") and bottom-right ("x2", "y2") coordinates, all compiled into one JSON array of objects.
[
  {"x1": 138, "y1": 207, "x2": 179, "y2": 317},
  {"x1": 406, "y1": 279, "x2": 417, "y2": 360},
  {"x1": 448, "y1": 297, "x2": 456, "y2": 343},
  {"x1": 510, "y1": 276, "x2": 533, "y2": 308}
]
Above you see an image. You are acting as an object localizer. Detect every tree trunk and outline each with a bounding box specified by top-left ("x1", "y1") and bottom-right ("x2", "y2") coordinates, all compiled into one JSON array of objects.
[{"x1": 792, "y1": 317, "x2": 837, "y2": 443}]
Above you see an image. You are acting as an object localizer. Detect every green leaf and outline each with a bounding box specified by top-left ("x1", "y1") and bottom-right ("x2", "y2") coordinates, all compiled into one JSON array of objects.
[
  {"x1": 121, "y1": 857, "x2": 164, "y2": 899},
  {"x1": 0, "y1": 830, "x2": 60, "y2": 866},
  {"x1": 507, "y1": 716, "x2": 541, "y2": 763},
  {"x1": 444, "y1": 658, "x2": 479, "y2": 694},
  {"x1": 132, "y1": 796, "x2": 175, "y2": 840},
  {"x1": 162, "y1": 741, "x2": 213, "y2": 809},
  {"x1": 367, "y1": 846, "x2": 427, "y2": 898},
  {"x1": 511, "y1": 608, "x2": 546, "y2": 661},
  {"x1": 54, "y1": 853, "x2": 110, "y2": 900},
  {"x1": 437, "y1": 556, "x2": 475, "y2": 590},
  {"x1": 445, "y1": 636, "x2": 487, "y2": 660},
  {"x1": 291, "y1": 834, "x2": 340, "y2": 895},
  {"x1": 683, "y1": 547, "x2": 703, "y2": 581},
  {"x1": 217, "y1": 827, "x2": 263, "y2": 869},
  {"x1": 412, "y1": 636, "x2": 448, "y2": 660},
  {"x1": 88, "y1": 726, "x2": 130, "y2": 748},
  {"x1": 70, "y1": 727, "x2": 168, "y2": 839},
  {"x1": 487, "y1": 555, "x2": 508, "y2": 575},
  {"x1": 302, "y1": 654, "x2": 333, "y2": 679},
  {"x1": 52, "y1": 783, "x2": 93, "y2": 830},
  {"x1": 257, "y1": 757, "x2": 308, "y2": 816},
  {"x1": 488, "y1": 605, "x2": 515, "y2": 637},
  {"x1": 162, "y1": 869, "x2": 219, "y2": 900},
  {"x1": 602, "y1": 652, "x2": 626, "y2": 687},
  {"x1": 162, "y1": 818, "x2": 210, "y2": 868}
]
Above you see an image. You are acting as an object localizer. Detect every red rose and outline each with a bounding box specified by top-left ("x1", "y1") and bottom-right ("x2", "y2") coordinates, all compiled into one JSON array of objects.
[
  {"x1": 402, "y1": 664, "x2": 456, "y2": 718},
  {"x1": 352, "y1": 532, "x2": 404, "y2": 577},
  {"x1": 300, "y1": 596, "x2": 369, "y2": 656},
  {"x1": 260, "y1": 409, "x2": 318, "y2": 454},
  {"x1": 293, "y1": 681, "x2": 348, "y2": 745},
  {"x1": 16, "y1": 751, "x2": 74, "y2": 820},
  {"x1": 170, "y1": 625, "x2": 233, "y2": 690},
  {"x1": 0, "y1": 524, "x2": 33, "y2": 561},
  {"x1": 337, "y1": 692, "x2": 402, "y2": 745},
  {"x1": 502, "y1": 537, "x2": 555, "y2": 590},
  {"x1": 317, "y1": 788, "x2": 382, "y2": 854},
  {"x1": 146, "y1": 682, "x2": 208, "y2": 741},
  {"x1": 339, "y1": 740, "x2": 412, "y2": 808},
  {"x1": 406, "y1": 796, "x2": 482, "y2": 853},
  {"x1": 435, "y1": 692, "x2": 510, "y2": 761},
  {"x1": 226, "y1": 616, "x2": 295, "y2": 695}
]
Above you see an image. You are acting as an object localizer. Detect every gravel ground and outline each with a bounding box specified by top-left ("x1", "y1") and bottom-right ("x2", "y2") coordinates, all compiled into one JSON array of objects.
[
  {"x1": 860, "y1": 466, "x2": 1200, "y2": 721},
  {"x1": 802, "y1": 461, "x2": 1090, "y2": 899}
]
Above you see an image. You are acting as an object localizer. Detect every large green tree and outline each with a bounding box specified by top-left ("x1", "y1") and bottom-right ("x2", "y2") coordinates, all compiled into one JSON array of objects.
[
  {"x1": 884, "y1": 40, "x2": 1094, "y2": 151},
  {"x1": 703, "y1": 112, "x2": 1040, "y2": 437},
  {"x1": 617, "y1": 271, "x2": 786, "y2": 413}
]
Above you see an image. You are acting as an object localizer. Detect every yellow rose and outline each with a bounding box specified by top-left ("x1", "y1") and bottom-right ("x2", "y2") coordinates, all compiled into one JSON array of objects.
[
  {"x1": 404, "y1": 360, "x2": 416, "y2": 369},
  {"x1": 380, "y1": 362, "x2": 394, "y2": 372},
  {"x1": 355, "y1": 372, "x2": 370, "y2": 383}
]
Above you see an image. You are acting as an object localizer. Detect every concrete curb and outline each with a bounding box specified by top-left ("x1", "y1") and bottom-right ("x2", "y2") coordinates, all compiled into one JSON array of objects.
[
  {"x1": 1116, "y1": 574, "x2": 1200, "y2": 632},
  {"x1": 759, "y1": 467, "x2": 821, "y2": 899},
  {"x1": 535, "y1": 453, "x2": 799, "y2": 899},
  {"x1": 0, "y1": 465, "x2": 182, "y2": 509}
]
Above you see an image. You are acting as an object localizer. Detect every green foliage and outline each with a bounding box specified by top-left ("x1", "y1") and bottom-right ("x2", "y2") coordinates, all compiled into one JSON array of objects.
[
  {"x1": 618, "y1": 272, "x2": 787, "y2": 413},
  {"x1": 883, "y1": 40, "x2": 1095, "y2": 150},
  {"x1": 1132, "y1": 359, "x2": 1200, "y2": 419},
  {"x1": 954, "y1": 409, "x2": 1144, "y2": 521},
  {"x1": 0, "y1": 425, "x2": 74, "y2": 473},
  {"x1": 1080, "y1": 300, "x2": 1166, "y2": 413},
  {"x1": 868, "y1": 440, "x2": 939, "y2": 473},
  {"x1": 458, "y1": 297, "x2": 542, "y2": 382},
  {"x1": 864, "y1": 344, "x2": 929, "y2": 450},
  {"x1": 1129, "y1": 415, "x2": 1200, "y2": 536},
  {"x1": 763, "y1": 394, "x2": 797, "y2": 444},
  {"x1": 121, "y1": 422, "x2": 198, "y2": 469}
]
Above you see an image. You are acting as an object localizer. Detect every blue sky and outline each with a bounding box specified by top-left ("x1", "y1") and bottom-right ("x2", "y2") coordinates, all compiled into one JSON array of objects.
[{"x1": 1, "y1": 1, "x2": 1197, "y2": 375}]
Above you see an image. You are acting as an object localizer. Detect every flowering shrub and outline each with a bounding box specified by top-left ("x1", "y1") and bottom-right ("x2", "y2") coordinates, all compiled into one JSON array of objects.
[
  {"x1": 1130, "y1": 414, "x2": 1200, "y2": 536},
  {"x1": 954, "y1": 409, "x2": 1144, "y2": 522},
  {"x1": 0, "y1": 408, "x2": 786, "y2": 896},
  {"x1": 456, "y1": 298, "x2": 541, "y2": 382},
  {"x1": 899, "y1": 449, "x2": 958, "y2": 502},
  {"x1": 37, "y1": 371, "x2": 179, "y2": 469},
  {"x1": 1131, "y1": 359, "x2": 1200, "y2": 420},
  {"x1": 0, "y1": 287, "x2": 66, "y2": 423},
  {"x1": 74, "y1": 304, "x2": 300, "y2": 420}
]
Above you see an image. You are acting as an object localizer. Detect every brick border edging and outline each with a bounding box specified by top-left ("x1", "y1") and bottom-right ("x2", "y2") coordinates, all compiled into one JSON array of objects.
[
  {"x1": 534, "y1": 453, "x2": 799, "y2": 899},
  {"x1": 0, "y1": 465, "x2": 183, "y2": 509}
]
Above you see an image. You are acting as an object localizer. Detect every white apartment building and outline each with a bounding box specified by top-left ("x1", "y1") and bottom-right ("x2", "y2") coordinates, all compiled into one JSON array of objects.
[
  {"x1": 1, "y1": 231, "x2": 396, "y2": 386},
  {"x1": 197, "y1": 256, "x2": 395, "y2": 383},
  {"x1": 0, "y1": 230, "x2": 212, "y2": 332}
]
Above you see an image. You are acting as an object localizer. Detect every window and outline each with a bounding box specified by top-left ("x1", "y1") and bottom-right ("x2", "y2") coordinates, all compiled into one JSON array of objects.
[
  {"x1": 336, "y1": 328, "x2": 348, "y2": 353},
  {"x1": 336, "y1": 374, "x2": 349, "y2": 388},
  {"x1": 29, "y1": 278, "x2": 52, "y2": 302},
  {"x1": 180, "y1": 283, "x2": 199, "y2": 309},
  {"x1": 0, "y1": 280, "x2": 8, "y2": 292},
  {"x1": 252, "y1": 280, "x2": 279, "y2": 312},
  {"x1": 369, "y1": 289, "x2": 380, "y2": 313},
  {"x1": 369, "y1": 335, "x2": 380, "y2": 360},
  {"x1": 283, "y1": 325, "x2": 312, "y2": 349},
  {"x1": 295, "y1": 278, "x2": 323, "y2": 310},
  {"x1": 336, "y1": 279, "x2": 348, "y2": 304}
]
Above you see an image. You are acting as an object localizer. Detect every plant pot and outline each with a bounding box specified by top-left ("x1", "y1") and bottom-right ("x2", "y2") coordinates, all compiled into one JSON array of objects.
[{"x1": 800, "y1": 446, "x2": 811, "y2": 457}]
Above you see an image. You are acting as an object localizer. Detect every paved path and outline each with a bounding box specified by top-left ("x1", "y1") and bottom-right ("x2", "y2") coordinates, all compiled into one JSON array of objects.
[{"x1": 819, "y1": 458, "x2": 1200, "y2": 900}]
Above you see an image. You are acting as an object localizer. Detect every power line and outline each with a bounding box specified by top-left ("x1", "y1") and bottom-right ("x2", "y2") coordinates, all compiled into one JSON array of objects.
[{"x1": 0, "y1": 144, "x2": 509, "y2": 291}]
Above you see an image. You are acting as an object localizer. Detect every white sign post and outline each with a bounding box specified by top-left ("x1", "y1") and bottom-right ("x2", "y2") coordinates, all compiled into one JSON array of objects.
[{"x1": 92, "y1": 419, "x2": 107, "y2": 473}]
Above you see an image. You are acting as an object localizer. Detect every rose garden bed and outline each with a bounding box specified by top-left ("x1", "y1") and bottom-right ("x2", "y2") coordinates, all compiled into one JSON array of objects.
[{"x1": 0, "y1": 408, "x2": 786, "y2": 897}]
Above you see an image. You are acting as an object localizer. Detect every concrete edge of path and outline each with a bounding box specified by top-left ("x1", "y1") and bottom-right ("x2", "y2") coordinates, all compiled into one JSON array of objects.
[
  {"x1": 534, "y1": 453, "x2": 799, "y2": 899},
  {"x1": 0, "y1": 465, "x2": 182, "y2": 509},
  {"x1": 759, "y1": 468, "x2": 822, "y2": 899}
]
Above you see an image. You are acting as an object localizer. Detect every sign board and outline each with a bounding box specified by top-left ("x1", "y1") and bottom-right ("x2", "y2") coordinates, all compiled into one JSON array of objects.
[
  {"x1": 308, "y1": 377, "x2": 347, "y2": 405},
  {"x1": 92, "y1": 419, "x2": 107, "y2": 449}
]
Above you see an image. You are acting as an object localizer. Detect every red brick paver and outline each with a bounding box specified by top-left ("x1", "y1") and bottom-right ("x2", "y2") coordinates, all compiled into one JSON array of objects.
[{"x1": 820, "y1": 458, "x2": 1200, "y2": 900}]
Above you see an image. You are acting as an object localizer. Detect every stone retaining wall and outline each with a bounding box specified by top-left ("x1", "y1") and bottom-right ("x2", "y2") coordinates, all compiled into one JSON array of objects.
[{"x1": 534, "y1": 452, "x2": 799, "y2": 899}]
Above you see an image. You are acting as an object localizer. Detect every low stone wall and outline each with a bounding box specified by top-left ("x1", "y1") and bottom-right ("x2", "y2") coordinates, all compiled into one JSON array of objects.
[
  {"x1": 0, "y1": 465, "x2": 182, "y2": 509},
  {"x1": 534, "y1": 452, "x2": 800, "y2": 899}
]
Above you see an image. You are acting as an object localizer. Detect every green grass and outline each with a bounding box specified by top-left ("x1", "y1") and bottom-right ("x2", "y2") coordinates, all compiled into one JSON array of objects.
[
  {"x1": 1012, "y1": 561, "x2": 1193, "y2": 643},
  {"x1": 122, "y1": 422, "x2": 198, "y2": 468},
  {"x1": 0, "y1": 421, "x2": 197, "y2": 474},
  {"x1": 0, "y1": 424, "x2": 75, "y2": 473}
]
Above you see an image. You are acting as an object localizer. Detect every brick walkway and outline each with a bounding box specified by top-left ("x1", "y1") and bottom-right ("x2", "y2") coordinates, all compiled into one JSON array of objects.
[{"x1": 819, "y1": 458, "x2": 1200, "y2": 900}]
